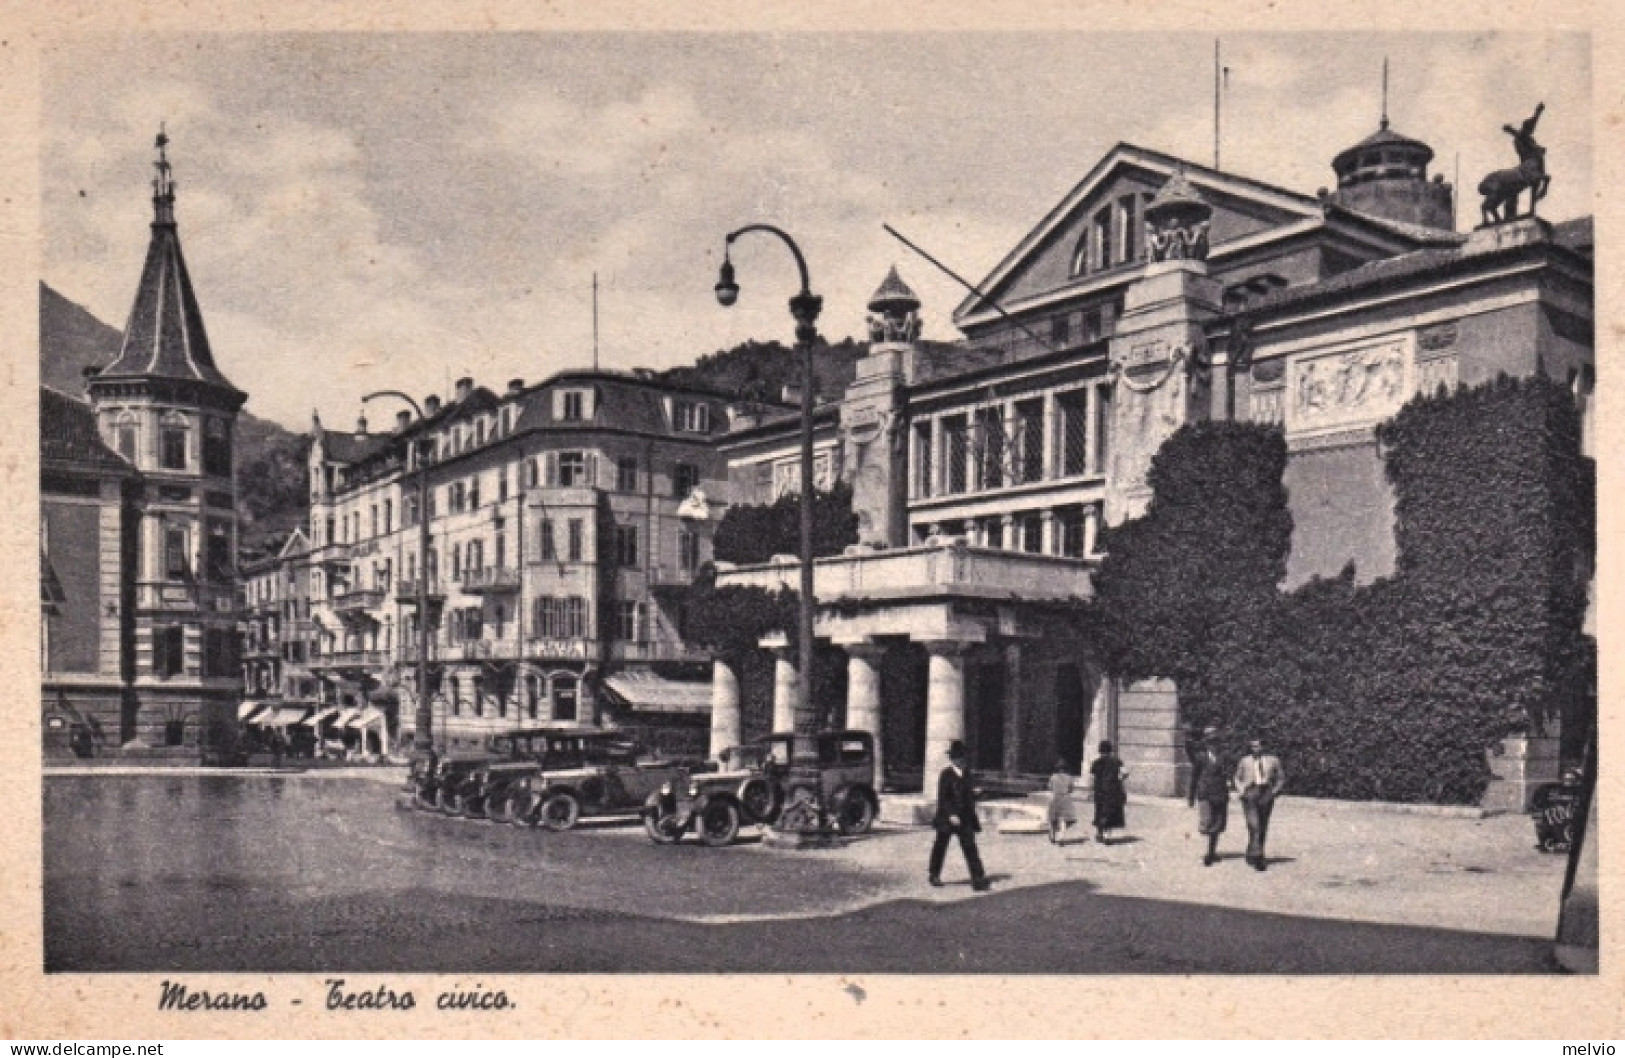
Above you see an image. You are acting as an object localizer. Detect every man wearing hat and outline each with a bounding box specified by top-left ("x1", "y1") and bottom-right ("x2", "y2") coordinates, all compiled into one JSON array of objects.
[{"x1": 929, "y1": 740, "x2": 990, "y2": 891}]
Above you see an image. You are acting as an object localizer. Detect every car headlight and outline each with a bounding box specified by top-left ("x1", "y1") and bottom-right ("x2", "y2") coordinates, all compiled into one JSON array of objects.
[
  {"x1": 687, "y1": 783, "x2": 700, "y2": 797},
  {"x1": 660, "y1": 782, "x2": 673, "y2": 796}
]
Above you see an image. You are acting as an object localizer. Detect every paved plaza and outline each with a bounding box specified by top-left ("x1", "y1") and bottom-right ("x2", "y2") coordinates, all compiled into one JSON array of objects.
[{"x1": 44, "y1": 769, "x2": 1573, "y2": 973}]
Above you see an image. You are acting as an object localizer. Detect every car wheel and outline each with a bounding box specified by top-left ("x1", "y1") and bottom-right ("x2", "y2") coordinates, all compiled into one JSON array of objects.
[
  {"x1": 836, "y1": 789, "x2": 877, "y2": 836},
  {"x1": 739, "y1": 778, "x2": 781, "y2": 825},
  {"x1": 490, "y1": 791, "x2": 519, "y2": 825},
  {"x1": 538, "y1": 791, "x2": 581, "y2": 832},
  {"x1": 435, "y1": 787, "x2": 456, "y2": 814},
  {"x1": 511, "y1": 790, "x2": 540, "y2": 828},
  {"x1": 643, "y1": 811, "x2": 683, "y2": 845},
  {"x1": 698, "y1": 800, "x2": 740, "y2": 847}
]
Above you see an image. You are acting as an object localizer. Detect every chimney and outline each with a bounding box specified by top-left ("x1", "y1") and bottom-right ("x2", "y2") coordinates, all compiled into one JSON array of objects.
[
  {"x1": 395, "y1": 410, "x2": 412, "y2": 432},
  {"x1": 425, "y1": 394, "x2": 442, "y2": 416},
  {"x1": 507, "y1": 378, "x2": 524, "y2": 396},
  {"x1": 454, "y1": 376, "x2": 473, "y2": 401},
  {"x1": 354, "y1": 413, "x2": 368, "y2": 441}
]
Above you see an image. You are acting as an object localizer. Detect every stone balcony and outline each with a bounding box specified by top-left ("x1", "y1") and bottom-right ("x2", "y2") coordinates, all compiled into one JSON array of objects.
[
  {"x1": 395, "y1": 577, "x2": 446, "y2": 604},
  {"x1": 461, "y1": 566, "x2": 521, "y2": 594},
  {"x1": 609, "y1": 640, "x2": 712, "y2": 664},
  {"x1": 331, "y1": 587, "x2": 388, "y2": 614},
  {"x1": 136, "y1": 581, "x2": 240, "y2": 615},
  {"x1": 713, "y1": 538, "x2": 1096, "y2": 605}
]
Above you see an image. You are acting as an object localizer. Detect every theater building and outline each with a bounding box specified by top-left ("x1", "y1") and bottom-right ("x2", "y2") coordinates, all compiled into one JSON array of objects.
[{"x1": 712, "y1": 128, "x2": 1593, "y2": 795}]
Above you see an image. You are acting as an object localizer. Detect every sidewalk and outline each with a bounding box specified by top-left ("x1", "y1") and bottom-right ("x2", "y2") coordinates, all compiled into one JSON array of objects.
[{"x1": 708, "y1": 793, "x2": 1572, "y2": 938}]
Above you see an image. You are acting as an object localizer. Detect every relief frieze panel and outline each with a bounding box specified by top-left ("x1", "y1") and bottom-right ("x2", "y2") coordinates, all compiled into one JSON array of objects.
[{"x1": 1285, "y1": 335, "x2": 1412, "y2": 438}]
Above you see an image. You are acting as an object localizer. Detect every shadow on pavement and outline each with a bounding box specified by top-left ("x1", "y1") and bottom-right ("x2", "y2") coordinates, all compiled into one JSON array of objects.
[{"x1": 49, "y1": 878, "x2": 1561, "y2": 975}]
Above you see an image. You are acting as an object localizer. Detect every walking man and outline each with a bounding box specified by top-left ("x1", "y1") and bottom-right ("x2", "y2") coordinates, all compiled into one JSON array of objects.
[
  {"x1": 1232, "y1": 737, "x2": 1286, "y2": 871},
  {"x1": 929, "y1": 740, "x2": 990, "y2": 891}
]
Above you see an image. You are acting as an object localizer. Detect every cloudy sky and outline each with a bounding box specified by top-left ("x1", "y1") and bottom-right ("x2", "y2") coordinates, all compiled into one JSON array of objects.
[{"x1": 43, "y1": 32, "x2": 1590, "y2": 431}]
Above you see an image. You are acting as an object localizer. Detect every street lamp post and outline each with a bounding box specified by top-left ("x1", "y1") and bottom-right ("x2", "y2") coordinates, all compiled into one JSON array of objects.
[
  {"x1": 715, "y1": 225, "x2": 823, "y2": 746},
  {"x1": 363, "y1": 390, "x2": 434, "y2": 756}
]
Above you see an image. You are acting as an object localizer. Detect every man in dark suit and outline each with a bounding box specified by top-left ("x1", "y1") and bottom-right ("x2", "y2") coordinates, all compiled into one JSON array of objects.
[
  {"x1": 1232, "y1": 737, "x2": 1287, "y2": 871},
  {"x1": 929, "y1": 740, "x2": 990, "y2": 891}
]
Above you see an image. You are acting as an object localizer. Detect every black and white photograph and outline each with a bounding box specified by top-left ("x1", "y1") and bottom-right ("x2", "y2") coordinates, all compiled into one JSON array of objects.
[{"x1": 18, "y1": 7, "x2": 1613, "y2": 1040}]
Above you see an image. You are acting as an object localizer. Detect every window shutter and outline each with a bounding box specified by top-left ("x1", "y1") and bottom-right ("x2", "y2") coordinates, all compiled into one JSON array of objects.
[
  {"x1": 586, "y1": 387, "x2": 598, "y2": 419},
  {"x1": 544, "y1": 452, "x2": 558, "y2": 487},
  {"x1": 586, "y1": 453, "x2": 599, "y2": 488}
]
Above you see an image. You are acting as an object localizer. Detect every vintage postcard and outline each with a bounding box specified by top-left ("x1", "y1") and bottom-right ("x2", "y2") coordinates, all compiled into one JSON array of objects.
[{"x1": 7, "y1": 0, "x2": 1621, "y2": 1041}]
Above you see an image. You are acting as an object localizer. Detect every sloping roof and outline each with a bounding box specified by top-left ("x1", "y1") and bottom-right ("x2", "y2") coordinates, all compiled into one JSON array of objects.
[
  {"x1": 98, "y1": 220, "x2": 241, "y2": 395},
  {"x1": 317, "y1": 428, "x2": 393, "y2": 464},
  {"x1": 954, "y1": 142, "x2": 1326, "y2": 325},
  {"x1": 1332, "y1": 125, "x2": 1435, "y2": 171},
  {"x1": 1232, "y1": 220, "x2": 1589, "y2": 320},
  {"x1": 1324, "y1": 203, "x2": 1466, "y2": 246},
  {"x1": 1554, "y1": 217, "x2": 1593, "y2": 255},
  {"x1": 40, "y1": 386, "x2": 132, "y2": 474}
]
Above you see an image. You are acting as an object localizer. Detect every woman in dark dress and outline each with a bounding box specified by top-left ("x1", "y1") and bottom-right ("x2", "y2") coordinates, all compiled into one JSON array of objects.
[{"x1": 1089, "y1": 740, "x2": 1129, "y2": 844}]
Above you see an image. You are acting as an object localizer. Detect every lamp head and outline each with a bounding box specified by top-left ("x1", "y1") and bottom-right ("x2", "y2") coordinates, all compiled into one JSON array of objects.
[{"x1": 714, "y1": 256, "x2": 739, "y2": 307}]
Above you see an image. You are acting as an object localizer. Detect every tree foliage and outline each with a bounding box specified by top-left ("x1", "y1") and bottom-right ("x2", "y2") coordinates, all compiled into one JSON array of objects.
[{"x1": 712, "y1": 479, "x2": 860, "y2": 566}]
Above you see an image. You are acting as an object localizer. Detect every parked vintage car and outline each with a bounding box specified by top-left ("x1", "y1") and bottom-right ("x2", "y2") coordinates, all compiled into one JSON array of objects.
[
  {"x1": 446, "y1": 725, "x2": 640, "y2": 820},
  {"x1": 642, "y1": 729, "x2": 879, "y2": 846},
  {"x1": 406, "y1": 750, "x2": 495, "y2": 813}
]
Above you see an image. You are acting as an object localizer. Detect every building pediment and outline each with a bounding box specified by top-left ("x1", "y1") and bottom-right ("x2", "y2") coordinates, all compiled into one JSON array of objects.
[{"x1": 954, "y1": 144, "x2": 1325, "y2": 331}]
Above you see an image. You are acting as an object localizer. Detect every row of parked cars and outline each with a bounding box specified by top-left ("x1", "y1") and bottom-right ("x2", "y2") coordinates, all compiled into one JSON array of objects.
[{"x1": 403, "y1": 724, "x2": 881, "y2": 846}]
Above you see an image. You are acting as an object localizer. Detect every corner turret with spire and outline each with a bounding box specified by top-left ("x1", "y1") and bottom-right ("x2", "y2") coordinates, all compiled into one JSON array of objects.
[{"x1": 82, "y1": 130, "x2": 246, "y2": 756}]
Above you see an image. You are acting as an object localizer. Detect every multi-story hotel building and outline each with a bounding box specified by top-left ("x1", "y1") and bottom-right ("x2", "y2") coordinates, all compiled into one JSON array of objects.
[{"x1": 299, "y1": 370, "x2": 748, "y2": 753}]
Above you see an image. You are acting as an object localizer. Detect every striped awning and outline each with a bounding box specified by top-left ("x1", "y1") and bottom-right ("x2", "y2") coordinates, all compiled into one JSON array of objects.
[
  {"x1": 299, "y1": 707, "x2": 342, "y2": 728},
  {"x1": 238, "y1": 701, "x2": 266, "y2": 721},
  {"x1": 601, "y1": 673, "x2": 713, "y2": 715},
  {"x1": 346, "y1": 706, "x2": 386, "y2": 730},
  {"x1": 332, "y1": 708, "x2": 361, "y2": 729},
  {"x1": 252, "y1": 706, "x2": 309, "y2": 728}
]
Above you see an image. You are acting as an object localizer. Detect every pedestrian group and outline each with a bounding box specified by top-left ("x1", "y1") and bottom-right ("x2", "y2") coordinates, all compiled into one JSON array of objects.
[{"x1": 930, "y1": 728, "x2": 1287, "y2": 890}]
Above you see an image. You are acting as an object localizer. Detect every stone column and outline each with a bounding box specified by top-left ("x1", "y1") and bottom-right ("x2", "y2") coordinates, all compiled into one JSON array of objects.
[
  {"x1": 770, "y1": 645, "x2": 799, "y2": 734},
  {"x1": 1083, "y1": 504, "x2": 1102, "y2": 557},
  {"x1": 1000, "y1": 514, "x2": 1016, "y2": 551},
  {"x1": 708, "y1": 655, "x2": 742, "y2": 759},
  {"x1": 1040, "y1": 509, "x2": 1057, "y2": 556},
  {"x1": 1042, "y1": 390, "x2": 1058, "y2": 480},
  {"x1": 922, "y1": 640, "x2": 966, "y2": 786},
  {"x1": 840, "y1": 641, "x2": 887, "y2": 786},
  {"x1": 1001, "y1": 642, "x2": 1024, "y2": 775}
]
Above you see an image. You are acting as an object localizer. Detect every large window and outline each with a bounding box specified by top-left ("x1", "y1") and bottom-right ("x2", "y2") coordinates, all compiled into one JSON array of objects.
[
  {"x1": 1059, "y1": 390, "x2": 1090, "y2": 476},
  {"x1": 531, "y1": 596, "x2": 588, "y2": 639},
  {"x1": 153, "y1": 624, "x2": 185, "y2": 677},
  {"x1": 616, "y1": 600, "x2": 644, "y2": 642},
  {"x1": 1015, "y1": 398, "x2": 1044, "y2": 484},
  {"x1": 539, "y1": 520, "x2": 556, "y2": 561},
  {"x1": 567, "y1": 519, "x2": 583, "y2": 562},
  {"x1": 614, "y1": 523, "x2": 639, "y2": 568},
  {"x1": 206, "y1": 520, "x2": 232, "y2": 581},
  {"x1": 202, "y1": 418, "x2": 231, "y2": 477},
  {"x1": 673, "y1": 401, "x2": 710, "y2": 433},
  {"x1": 115, "y1": 415, "x2": 138, "y2": 462},
  {"x1": 913, "y1": 422, "x2": 933, "y2": 498},
  {"x1": 617, "y1": 457, "x2": 639, "y2": 492},
  {"x1": 557, "y1": 452, "x2": 587, "y2": 487},
  {"x1": 203, "y1": 627, "x2": 238, "y2": 678},
  {"x1": 160, "y1": 414, "x2": 189, "y2": 470},
  {"x1": 561, "y1": 390, "x2": 586, "y2": 421},
  {"x1": 942, "y1": 415, "x2": 968, "y2": 494},
  {"x1": 165, "y1": 525, "x2": 190, "y2": 580},
  {"x1": 974, "y1": 407, "x2": 1004, "y2": 490},
  {"x1": 678, "y1": 529, "x2": 700, "y2": 573},
  {"x1": 673, "y1": 463, "x2": 700, "y2": 498}
]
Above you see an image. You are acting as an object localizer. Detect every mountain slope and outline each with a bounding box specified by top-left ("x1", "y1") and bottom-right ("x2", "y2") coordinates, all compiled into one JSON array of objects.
[{"x1": 40, "y1": 281, "x2": 309, "y2": 562}]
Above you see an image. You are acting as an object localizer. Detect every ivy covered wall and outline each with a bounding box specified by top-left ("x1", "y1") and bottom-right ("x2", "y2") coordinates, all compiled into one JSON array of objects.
[{"x1": 1093, "y1": 374, "x2": 1593, "y2": 804}]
